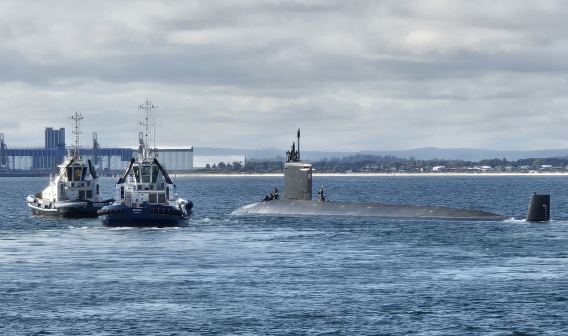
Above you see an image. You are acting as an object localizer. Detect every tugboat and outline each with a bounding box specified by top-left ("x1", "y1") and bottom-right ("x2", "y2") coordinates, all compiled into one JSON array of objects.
[
  {"x1": 26, "y1": 113, "x2": 113, "y2": 217},
  {"x1": 98, "y1": 99, "x2": 193, "y2": 227}
]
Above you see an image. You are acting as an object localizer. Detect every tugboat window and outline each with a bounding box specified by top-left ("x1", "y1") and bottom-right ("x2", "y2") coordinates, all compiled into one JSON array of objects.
[
  {"x1": 74, "y1": 167, "x2": 83, "y2": 181},
  {"x1": 133, "y1": 166, "x2": 141, "y2": 183},
  {"x1": 152, "y1": 166, "x2": 159, "y2": 183},
  {"x1": 141, "y1": 165, "x2": 151, "y2": 183}
]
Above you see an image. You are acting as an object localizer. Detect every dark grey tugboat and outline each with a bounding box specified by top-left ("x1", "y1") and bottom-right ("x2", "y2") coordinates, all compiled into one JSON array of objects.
[
  {"x1": 98, "y1": 100, "x2": 193, "y2": 227},
  {"x1": 26, "y1": 113, "x2": 112, "y2": 217}
]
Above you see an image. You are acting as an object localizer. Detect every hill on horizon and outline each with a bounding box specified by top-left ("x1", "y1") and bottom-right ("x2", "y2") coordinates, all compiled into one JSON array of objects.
[{"x1": 194, "y1": 146, "x2": 568, "y2": 162}]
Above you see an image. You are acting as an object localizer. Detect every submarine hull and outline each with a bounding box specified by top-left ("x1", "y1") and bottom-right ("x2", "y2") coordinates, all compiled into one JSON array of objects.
[{"x1": 232, "y1": 200, "x2": 506, "y2": 221}]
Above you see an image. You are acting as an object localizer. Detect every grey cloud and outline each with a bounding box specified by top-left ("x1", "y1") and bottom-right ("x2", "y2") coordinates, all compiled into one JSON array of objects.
[{"x1": 2, "y1": 1, "x2": 568, "y2": 151}]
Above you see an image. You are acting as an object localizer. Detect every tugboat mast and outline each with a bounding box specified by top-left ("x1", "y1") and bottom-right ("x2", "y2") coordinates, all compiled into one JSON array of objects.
[
  {"x1": 138, "y1": 99, "x2": 157, "y2": 159},
  {"x1": 71, "y1": 112, "x2": 83, "y2": 159}
]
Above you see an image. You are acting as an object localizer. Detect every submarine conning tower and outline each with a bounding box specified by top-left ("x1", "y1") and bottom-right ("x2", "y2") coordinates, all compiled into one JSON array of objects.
[{"x1": 283, "y1": 129, "x2": 312, "y2": 201}]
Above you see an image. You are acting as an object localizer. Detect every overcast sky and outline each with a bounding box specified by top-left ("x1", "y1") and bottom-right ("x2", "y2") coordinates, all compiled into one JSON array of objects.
[{"x1": 1, "y1": 0, "x2": 568, "y2": 151}]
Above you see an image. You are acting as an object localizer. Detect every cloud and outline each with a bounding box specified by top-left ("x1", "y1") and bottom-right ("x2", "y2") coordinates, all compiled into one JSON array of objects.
[{"x1": 1, "y1": 0, "x2": 568, "y2": 152}]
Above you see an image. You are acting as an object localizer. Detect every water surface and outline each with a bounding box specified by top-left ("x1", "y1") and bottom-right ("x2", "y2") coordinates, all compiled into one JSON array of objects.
[{"x1": 1, "y1": 175, "x2": 568, "y2": 335}]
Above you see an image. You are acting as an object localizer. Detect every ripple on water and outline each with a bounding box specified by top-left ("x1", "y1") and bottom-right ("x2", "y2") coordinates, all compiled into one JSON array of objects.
[{"x1": 2, "y1": 176, "x2": 568, "y2": 334}]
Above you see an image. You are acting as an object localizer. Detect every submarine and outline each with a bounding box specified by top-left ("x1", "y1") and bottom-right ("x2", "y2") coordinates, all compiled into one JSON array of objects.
[{"x1": 232, "y1": 130, "x2": 549, "y2": 222}]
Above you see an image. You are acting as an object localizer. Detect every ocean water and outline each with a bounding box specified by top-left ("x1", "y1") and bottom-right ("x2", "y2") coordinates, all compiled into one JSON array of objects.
[{"x1": 1, "y1": 175, "x2": 568, "y2": 335}]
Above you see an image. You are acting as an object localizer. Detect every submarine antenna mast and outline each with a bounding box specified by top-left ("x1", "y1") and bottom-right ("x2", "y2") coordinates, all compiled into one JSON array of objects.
[
  {"x1": 71, "y1": 112, "x2": 83, "y2": 159},
  {"x1": 297, "y1": 128, "x2": 300, "y2": 160}
]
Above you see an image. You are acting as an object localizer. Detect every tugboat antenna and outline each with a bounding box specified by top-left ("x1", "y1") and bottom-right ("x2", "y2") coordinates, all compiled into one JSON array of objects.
[
  {"x1": 71, "y1": 112, "x2": 83, "y2": 159},
  {"x1": 153, "y1": 99, "x2": 157, "y2": 154},
  {"x1": 138, "y1": 99, "x2": 158, "y2": 159}
]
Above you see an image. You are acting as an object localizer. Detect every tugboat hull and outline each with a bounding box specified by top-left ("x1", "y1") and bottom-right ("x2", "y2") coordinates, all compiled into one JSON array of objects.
[
  {"x1": 98, "y1": 204, "x2": 191, "y2": 227},
  {"x1": 27, "y1": 200, "x2": 113, "y2": 218}
]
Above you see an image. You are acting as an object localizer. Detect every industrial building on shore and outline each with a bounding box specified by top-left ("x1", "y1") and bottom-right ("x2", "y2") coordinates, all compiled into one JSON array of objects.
[{"x1": 0, "y1": 128, "x2": 194, "y2": 174}]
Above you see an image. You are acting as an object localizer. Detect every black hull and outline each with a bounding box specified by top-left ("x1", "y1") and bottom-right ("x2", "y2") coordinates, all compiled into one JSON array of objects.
[
  {"x1": 231, "y1": 200, "x2": 507, "y2": 221},
  {"x1": 99, "y1": 205, "x2": 191, "y2": 227}
]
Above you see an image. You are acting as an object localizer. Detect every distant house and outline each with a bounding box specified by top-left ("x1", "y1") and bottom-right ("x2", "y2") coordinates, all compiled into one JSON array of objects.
[
  {"x1": 432, "y1": 166, "x2": 446, "y2": 172},
  {"x1": 467, "y1": 166, "x2": 481, "y2": 173}
]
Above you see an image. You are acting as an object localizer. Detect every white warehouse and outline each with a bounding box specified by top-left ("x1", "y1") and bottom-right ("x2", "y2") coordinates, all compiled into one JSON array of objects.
[
  {"x1": 155, "y1": 147, "x2": 194, "y2": 172},
  {"x1": 82, "y1": 146, "x2": 194, "y2": 173}
]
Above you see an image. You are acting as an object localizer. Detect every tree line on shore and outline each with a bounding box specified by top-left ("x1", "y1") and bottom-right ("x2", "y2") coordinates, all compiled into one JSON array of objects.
[{"x1": 199, "y1": 155, "x2": 568, "y2": 173}]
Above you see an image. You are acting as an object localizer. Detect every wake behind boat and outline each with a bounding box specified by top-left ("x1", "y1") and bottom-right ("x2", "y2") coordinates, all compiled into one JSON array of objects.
[
  {"x1": 26, "y1": 113, "x2": 113, "y2": 217},
  {"x1": 98, "y1": 100, "x2": 193, "y2": 227}
]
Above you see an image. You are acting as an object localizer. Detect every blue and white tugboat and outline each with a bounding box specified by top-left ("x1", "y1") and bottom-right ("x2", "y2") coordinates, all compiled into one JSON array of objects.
[
  {"x1": 98, "y1": 100, "x2": 193, "y2": 227},
  {"x1": 26, "y1": 113, "x2": 113, "y2": 217}
]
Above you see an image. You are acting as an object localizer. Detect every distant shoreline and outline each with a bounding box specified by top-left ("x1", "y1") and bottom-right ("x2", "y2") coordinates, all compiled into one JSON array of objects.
[
  {"x1": 4, "y1": 171, "x2": 567, "y2": 179},
  {"x1": 167, "y1": 172, "x2": 568, "y2": 177}
]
